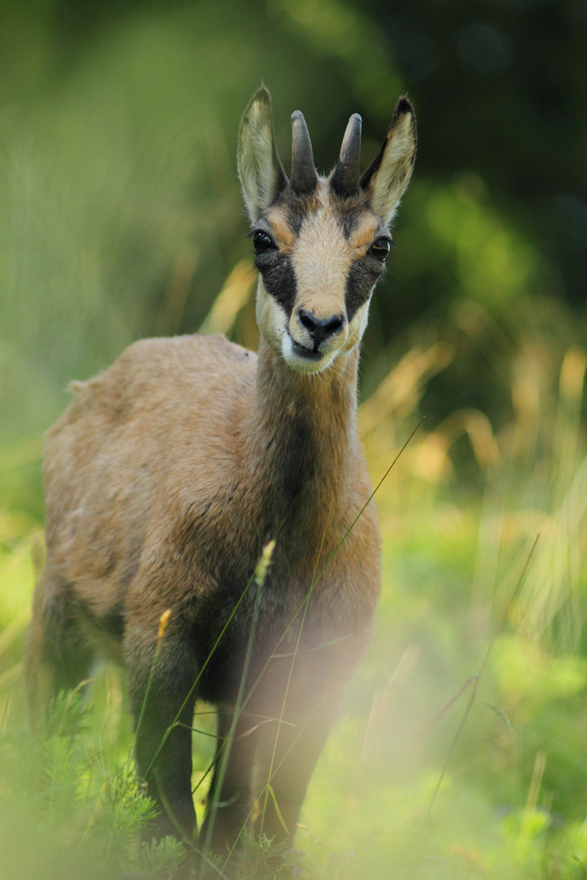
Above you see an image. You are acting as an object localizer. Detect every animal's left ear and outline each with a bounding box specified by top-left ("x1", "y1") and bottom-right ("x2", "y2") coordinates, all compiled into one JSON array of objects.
[
  {"x1": 360, "y1": 97, "x2": 417, "y2": 224},
  {"x1": 238, "y1": 86, "x2": 288, "y2": 223}
]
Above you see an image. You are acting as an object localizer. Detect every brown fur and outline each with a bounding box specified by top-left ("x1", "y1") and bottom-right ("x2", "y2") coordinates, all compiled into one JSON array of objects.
[{"x1": 25, "y1": 87, "x2": 416, "y2": 874}]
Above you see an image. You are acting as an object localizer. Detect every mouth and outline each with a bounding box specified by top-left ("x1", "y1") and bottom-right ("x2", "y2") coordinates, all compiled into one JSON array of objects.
[{"x1": 291, "y1": 339, "x2": 324, "y2": 361}]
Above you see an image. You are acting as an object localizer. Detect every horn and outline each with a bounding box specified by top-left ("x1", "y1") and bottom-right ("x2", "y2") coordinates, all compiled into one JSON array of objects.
[
  {"x1": 290, "y1": 110, "x2": 317, "y2": 194},
  {"x1": 331, "y1": 113, "x2": 362, "y2": 197}
]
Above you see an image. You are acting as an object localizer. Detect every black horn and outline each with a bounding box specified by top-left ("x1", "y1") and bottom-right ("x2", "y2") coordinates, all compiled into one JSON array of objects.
[
  {"x1": 290, "y1": 110, "x2": 317, "y2": 194},
  {"x1": 331, "y1": 113, "x2": 362, "y2": 197}
]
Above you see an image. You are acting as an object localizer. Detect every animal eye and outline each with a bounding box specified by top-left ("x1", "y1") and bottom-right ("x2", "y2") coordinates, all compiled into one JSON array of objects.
[
  {"x1": 369, "y1": 238, "x2": 392, "y2": 261},
  {"x1": 253, "y1": 230, "x2": 275, "y2": 254}
]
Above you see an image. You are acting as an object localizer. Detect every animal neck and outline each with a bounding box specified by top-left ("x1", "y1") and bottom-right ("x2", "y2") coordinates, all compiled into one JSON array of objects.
[{"x1": 243, "y1": 337, "x2": 360, "y2": 530}]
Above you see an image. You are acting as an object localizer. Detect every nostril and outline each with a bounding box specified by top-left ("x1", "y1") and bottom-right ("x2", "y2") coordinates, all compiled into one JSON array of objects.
[
  {"x1": 323, "y1": 315, "x2": 344, "y2": 336},
  {"x1": 298, "y1": 308, "x2": 319, "y2": 333}
]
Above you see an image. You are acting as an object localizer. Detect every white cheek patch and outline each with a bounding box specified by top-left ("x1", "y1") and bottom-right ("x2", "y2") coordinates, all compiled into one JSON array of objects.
[
  {"x1": 343, "y1": 298, "x2": 372, "y2": 353},
  {"x1": 256, "y1": 282, "x2": 288, "y2": 354}
]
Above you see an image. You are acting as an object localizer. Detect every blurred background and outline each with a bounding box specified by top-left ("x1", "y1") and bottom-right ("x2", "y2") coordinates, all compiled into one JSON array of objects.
[{"x1": 2, "y1": 1, "x2": 587, "y2": 877}]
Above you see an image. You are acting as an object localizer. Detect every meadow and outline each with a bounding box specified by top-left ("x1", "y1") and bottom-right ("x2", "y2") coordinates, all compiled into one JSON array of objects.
[{"x1": 2, "y1": 1, "x2": 587, "y2": 877}]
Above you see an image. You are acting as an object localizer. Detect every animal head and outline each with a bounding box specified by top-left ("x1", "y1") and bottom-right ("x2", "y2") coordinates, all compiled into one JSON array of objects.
[{"x1": 238, "y1": 87, "x2": 417, "y2": 374}]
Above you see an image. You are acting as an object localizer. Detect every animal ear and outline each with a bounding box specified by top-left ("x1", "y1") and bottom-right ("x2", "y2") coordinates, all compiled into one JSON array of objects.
[
  {"x1": 360, "y1": 97, "x2": 417, "y2": 224},
  {"x1": 238, "y1": 86, "x2": 288, "y2": 223}
]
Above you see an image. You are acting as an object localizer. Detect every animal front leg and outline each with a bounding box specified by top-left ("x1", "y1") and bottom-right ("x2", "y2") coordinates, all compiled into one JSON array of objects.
[
  {"x1": 200, "y1": 709, "x2": 260, "y2": 863},
  {"x1": 127, "y1": 634, "x2": 199, "y2": 850},
  {"x1": 251, "y1": 690, "x2": 338, "y2": 850}
]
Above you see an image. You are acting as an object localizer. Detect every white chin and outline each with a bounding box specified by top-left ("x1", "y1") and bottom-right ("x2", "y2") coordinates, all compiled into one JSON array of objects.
[{"x1": 281, "y1": 335, "x2": 336, "y2": 374}]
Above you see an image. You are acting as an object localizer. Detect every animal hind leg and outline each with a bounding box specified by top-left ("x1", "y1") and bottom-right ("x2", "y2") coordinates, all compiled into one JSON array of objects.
[{"x1": 24, "y1": 568, "x2": 95, "y2": 727}]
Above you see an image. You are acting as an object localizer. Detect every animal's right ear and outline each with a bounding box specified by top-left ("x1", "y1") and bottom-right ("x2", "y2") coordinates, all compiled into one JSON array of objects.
[{"x1": 238, "y1": 87, "x2": 288, "y2": 223}]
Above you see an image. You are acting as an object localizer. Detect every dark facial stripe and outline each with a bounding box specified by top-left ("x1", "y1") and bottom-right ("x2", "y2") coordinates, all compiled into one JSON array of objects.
[
  {"x1": 338, "y1": 211, "x2": 359, "y2": 240},
  {"x1": 255, "y1": 252, "x2": 297, "y2": 317},
  {"x1": 286, "y1": 191, "x2": 318, "y2": 235},
  {"x1": 345, "y1": 260, "x2": 382, "y2": 322},
  {"x1": 287, "y1": 204, "x2": 306, "y2": 235}
]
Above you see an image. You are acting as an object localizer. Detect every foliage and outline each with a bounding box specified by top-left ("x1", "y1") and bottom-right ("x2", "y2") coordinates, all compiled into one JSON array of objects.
[{"x1": 0, "y1": 687, "x2": 183, "y2": 879}]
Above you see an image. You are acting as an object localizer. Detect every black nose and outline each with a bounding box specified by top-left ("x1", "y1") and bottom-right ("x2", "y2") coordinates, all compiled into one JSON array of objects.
[{"x1": 297, "y1": 308, "x2": 345, "y2": 347}]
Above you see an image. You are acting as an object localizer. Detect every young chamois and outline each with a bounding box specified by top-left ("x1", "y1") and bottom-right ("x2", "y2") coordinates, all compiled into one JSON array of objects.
[{"x1": 25, "y1": 87, "x2": 416, "y2": 869}]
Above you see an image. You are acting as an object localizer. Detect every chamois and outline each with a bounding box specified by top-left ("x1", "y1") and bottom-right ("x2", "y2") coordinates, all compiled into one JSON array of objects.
[{"x1": 25, "y1": 87, "x2": 416, "y2": 870}]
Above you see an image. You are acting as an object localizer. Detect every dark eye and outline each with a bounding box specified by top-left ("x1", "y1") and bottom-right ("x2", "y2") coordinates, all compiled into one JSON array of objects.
[
  {"x1": 369, "y1": 237, "x2": 392, "y2": 261},
  {"x1": 253, "y1": 230, "x2": 274, "y2": 254}
]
